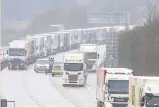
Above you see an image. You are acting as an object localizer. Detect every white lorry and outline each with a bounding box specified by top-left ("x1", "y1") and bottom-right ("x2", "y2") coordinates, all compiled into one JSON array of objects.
[
  {"x1": 26, "y1": 35, "x2": 44, "y2": 59},
  {"x1": 50, "y1": 33, "x2": 59, "y2": 54},
  {"x1": 96, "y1": 68, "x2": 134, "y2": 107},
  {"x1": 128, "y1": 76, "x2": 159, "y2": 107},
  {"x1": 63, "y1": 52, "x2": 87, "y2": 87},
  {"x1": 7, "y1": 39, "x2": 36, "y2": 70},
  {"x1": 51, "y1": 32, "x2": 70, "y2": 52},
  {"x1": 79, "y1": 44, "x2": 99, "y2": 71},
  {"x1": 39, "y1": 34, "x2": 52, "y2": 57}
]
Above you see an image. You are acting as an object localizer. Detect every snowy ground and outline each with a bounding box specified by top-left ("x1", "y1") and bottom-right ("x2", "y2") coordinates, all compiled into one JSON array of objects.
[{"x1": 0, "y1": 44, "x2": 105, "y2": 107}]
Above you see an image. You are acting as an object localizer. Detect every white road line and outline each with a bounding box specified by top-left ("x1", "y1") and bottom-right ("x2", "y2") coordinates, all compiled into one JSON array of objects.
[{"x1": 86, "y1": 85, "x2": 95, "y2": 93}]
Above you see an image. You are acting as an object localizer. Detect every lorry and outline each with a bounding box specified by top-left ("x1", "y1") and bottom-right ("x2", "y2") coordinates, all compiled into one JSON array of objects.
[
  {"x1": 96, "y1": 68, "x2": 134, "y2": 107},
  {"x1": 26, "y1": 35, "x2": 44, "y2": 59},
  {"x1": 79, "y1": 44, "x2": 99, "y2": 71},
  {"x1": 51, "y1": 32, "x2": 70, "y2": 52},
  {"x1": 36, "y1": 33, "x2": 52, "y2": 57},
  {"x1": 66, "y1": 29, "x2": 79, "y2": 49},
  {"x1": 7, "y1": 39, "x2": 36, "y2": 70},
  {"x1": 62, "y1": 52, "x2": 87, "y2": 87},
  {"x1": 50, "y1": 33, "x2": 59, "y2": 54},
  {"x1": 128, "y1": 76, "x2": 159, "y2": 107}
]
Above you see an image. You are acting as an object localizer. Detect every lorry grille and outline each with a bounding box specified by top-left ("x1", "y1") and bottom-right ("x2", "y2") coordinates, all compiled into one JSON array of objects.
[
  {"x1": 113, "y1": 97, "x2": 128, "y2": 102},
  {"x1": 68, "y1": 75, "x2": 78, "y2": 82},
  {"x1": 112, "y1": 103, "x2": 128, "y2": 107}
]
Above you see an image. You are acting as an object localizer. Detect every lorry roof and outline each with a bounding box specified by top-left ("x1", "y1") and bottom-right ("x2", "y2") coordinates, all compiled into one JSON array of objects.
[
  {"x1": 102, "y1": 68, "x2": 133, "y2": 73},
  {"x1": 9, "y1": 39, "x2": 30, "y2": 44},
  {"x1": 81, "y1": 44, "x2": 97, "y2": 46},
  {"x1": 49, "y1": 31, "x2": 68, "y2": 34},
  {"x1": 130, "y1": 76, "x2": 159, "y2": 79}
]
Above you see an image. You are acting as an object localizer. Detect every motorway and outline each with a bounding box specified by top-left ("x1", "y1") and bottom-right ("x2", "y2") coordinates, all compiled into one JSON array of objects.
[{"x1": 0, "y1": 44, "x2": 105, "y2": 107}]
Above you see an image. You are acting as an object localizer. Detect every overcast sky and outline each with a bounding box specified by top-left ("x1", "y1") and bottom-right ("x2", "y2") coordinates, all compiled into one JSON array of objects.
[{"x1": 2, "y1": 0, "x2": 159, "y2": 23}]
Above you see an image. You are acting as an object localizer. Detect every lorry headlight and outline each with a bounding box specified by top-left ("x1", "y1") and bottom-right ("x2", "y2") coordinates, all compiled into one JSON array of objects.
[{"x1": 111, "y1": 98, "x2": 114, "y2": 101}]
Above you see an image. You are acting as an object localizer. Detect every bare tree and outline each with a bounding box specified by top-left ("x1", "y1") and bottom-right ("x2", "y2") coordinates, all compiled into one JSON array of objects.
[{"x1": 142, "y1": 0, "x2": 158, "y2": 25}]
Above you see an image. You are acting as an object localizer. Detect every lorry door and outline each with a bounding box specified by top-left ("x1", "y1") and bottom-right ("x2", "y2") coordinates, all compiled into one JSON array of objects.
[{"x1": 96, "y1": 68, "x2": 106, "y2": 102}]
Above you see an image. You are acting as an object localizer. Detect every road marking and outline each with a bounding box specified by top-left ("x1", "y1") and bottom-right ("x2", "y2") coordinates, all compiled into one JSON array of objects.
[{"x1": 86, "y1": 85, "x2": 95, "y2": 93}]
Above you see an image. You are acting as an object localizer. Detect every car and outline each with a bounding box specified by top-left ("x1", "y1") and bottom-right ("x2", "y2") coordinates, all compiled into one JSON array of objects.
[
  {"x1": 34, "y1": 58, "x2": 49, "y2": 73},
  {"x1": 52, "y1": 62, "x2": 64, "y2": 76}
]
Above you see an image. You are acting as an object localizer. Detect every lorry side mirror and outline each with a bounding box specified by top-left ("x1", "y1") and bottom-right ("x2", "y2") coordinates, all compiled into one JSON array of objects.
[
  {"x1": 102, "y1": 84, "x2": 106, "y2": 92},
  {"x1": 98, "y1": 54, "x2": 99, "y2": 58},
  {"x1": 7, "y1": 50, "x2": 9, "y2": 54}
]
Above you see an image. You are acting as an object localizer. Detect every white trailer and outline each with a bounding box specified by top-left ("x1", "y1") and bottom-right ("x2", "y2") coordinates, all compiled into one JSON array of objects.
[
  {"x1": 79, "y1": 44, "x2": 99, "y2": 70},
  {"x1": 38, "y1": 34, "x2": 52, "y2": 57},
  {"x1": 96, "y1": 68, "x2": 134, "y2": 107},
  {"x1": 50, "y1": 32, "x2": 70, "y2": 52},
  {"x1": 26, "y1": 35, "x2": 43, "y2": 59},
  {"x1": 51, "y1": 33, "x2": 59, "y2": 54},
  {"x1": 63, "y1": 52, "x2": 87, "y2": 87},
  {"x1": 128, "y1": 76, "x2": 159, "y2": 107}
]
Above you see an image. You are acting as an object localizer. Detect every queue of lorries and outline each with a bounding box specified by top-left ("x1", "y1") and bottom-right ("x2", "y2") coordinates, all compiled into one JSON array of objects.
[{"x1": 5, "y1": 25, "x2": 159, "y2": 107}]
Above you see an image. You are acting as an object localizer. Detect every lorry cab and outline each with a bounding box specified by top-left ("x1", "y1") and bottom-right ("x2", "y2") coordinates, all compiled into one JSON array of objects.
[
  {"x1": 7, "y1": 40, "x2": 29, "y2": 70},
  {"x1": 141, "y1": 84, "x2": 159, "y2": 107},
  {"x1": 128, "y1": 76, "x2": 159, "y2": 107},
  {"x1": 79, "y1": 44, "x2": 99, "y2": 70},
  {"x1": 96, "y1": 68, "x2": 134, "y2": 107},
  {"x1": 62, "y1": 52, "x2": 87, "y2": 87}
]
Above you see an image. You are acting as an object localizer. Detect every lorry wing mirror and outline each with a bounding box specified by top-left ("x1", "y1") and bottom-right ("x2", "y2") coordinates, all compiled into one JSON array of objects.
[
  {"x1": 7, "y1": 50, "x2": 9, "y2": 54},
  {"x1": 102, "y1": 84, "x2": 106, "y2": 92}
]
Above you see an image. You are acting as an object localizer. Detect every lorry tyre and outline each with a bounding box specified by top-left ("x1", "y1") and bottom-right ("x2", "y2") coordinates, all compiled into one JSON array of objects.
[
  {"x1": 97, "y1": 101, "x2": 105, "y2": 107},
  {"x1": 25, "y1": 64, "x2": 28, "y2": 70},
  {"x1": 34, "y1": 68, "x2": 37, "y2": 73},
  {"x1": 8, "y1": 66, "x2": 11, "y2": 70},
  {"x1": 62, "y1": 84, "x2": 66, "y2": 87},
  {"x1": 52, "y1": 73, "x2": 55, "y2": 77}
]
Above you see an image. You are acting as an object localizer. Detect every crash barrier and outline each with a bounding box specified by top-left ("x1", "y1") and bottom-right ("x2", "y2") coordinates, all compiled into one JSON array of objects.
[
  {"x1": 0, "y1": 99, "x2": 15, "y2": 107},
  {"x1": 1, "y1": 59, "x2": 8, "y2": 71}
]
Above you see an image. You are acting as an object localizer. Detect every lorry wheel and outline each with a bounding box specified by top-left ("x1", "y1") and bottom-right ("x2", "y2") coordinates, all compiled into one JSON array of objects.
[
  {"x1": 62, "y1": 84, "x2": 66, "y2": 87},
  {"x1": 8, "y1": 66, "x2": 11, "y2": 70},
  {"x1": 97, "y1": 101, "x2": 105, "y2": 107},
  {"x1": 24, "y1": 65, "x2": 28, "y2": 70},
  {"x1": 52, "y1": 73, "x2": 55, "y2": 77}
]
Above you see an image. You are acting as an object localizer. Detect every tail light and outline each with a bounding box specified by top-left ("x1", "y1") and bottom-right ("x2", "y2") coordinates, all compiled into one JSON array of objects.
[{"x1": 132, "y1": 71, "x2": 135, "y2": 76}]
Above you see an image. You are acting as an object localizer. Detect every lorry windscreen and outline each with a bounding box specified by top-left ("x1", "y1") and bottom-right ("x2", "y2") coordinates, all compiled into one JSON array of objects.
[
  {"x1": 64, "y1": 63, "x2": 83, "y2": 71},
  {"x1": 86, "y1": 52, "x2": 97, "y2": 59},
  {"x1": 146, "y1": 96, "x2": 159, "y2": 107},
  {"x1": 108, "y1": 80, "x2": 129, "y2": 94},
  {"x1": 9, "y1": 48, "x2": 26, "y2": 56}
]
